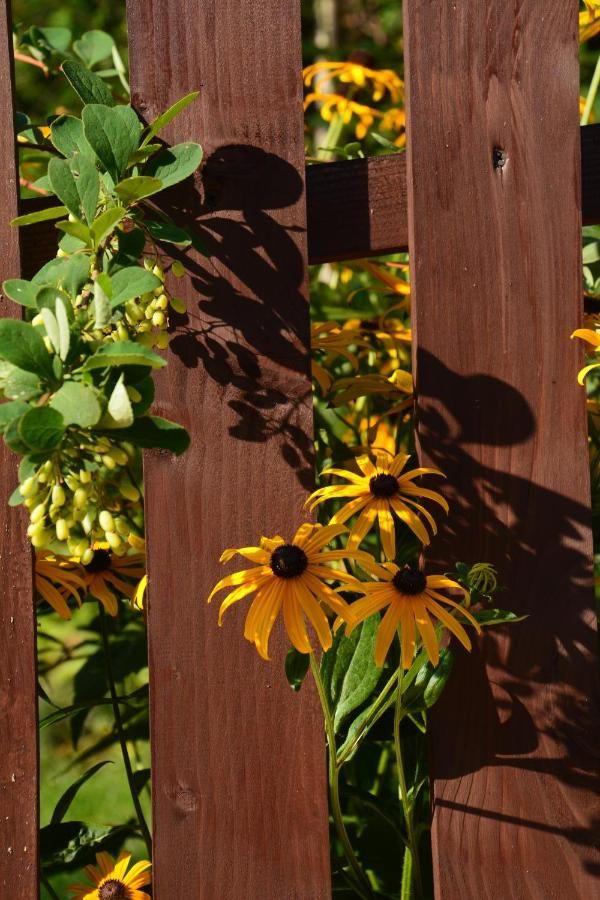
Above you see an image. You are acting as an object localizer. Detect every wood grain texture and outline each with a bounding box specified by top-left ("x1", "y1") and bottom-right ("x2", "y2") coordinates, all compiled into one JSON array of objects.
[
  {"x1": 126, "y1": 1, "x2": 331, "y2": 897},
  {"x1": 404, "y1": 2, "x2": 600, "y2": 898},
  {"x1": 0, "y1": 2, "x2": 39, "y2": 897},
  {"x1": 306, "y1": 153, "x2": 409, "y2": 262}
]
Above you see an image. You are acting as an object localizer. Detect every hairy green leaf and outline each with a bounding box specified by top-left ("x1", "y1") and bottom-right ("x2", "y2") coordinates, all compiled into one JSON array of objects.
[
  {"x1": 48, "y1": 154, "x2": 99, "y2": 224},
  {"x1": 19, "y1": 406, "x2": 65, "y2": 451},
  {"x1": 49, "y1": 382, "x2": 103, "y2": 427},
  {"x1": 142, "y1": 91, "x2": 200, "y2": 145},
  {"x1": 0, "y1": 320, "x2": 55, "y2": 380},
  {"x1": 321, "y1": 614, "x2": 381, "y2": 732},
  {"x1": 145, "y1": 142, "x2": 202, "y2": 188},
  {"x1": 10, "y1": 206, "x2": 69, "y2": 227},
  {"x1": 82, "y1": 340, "x2": 166, "y2": 371},
  {"x1": 82, "y1": 104, "x2": 141, "y2": 181},
  {"x1": 110, "y1": 266, "x2": 161, "y2": 308},
  {"x1": 2, "y1": 278, "x2": 38, "y2": 308},
  {"x1": 114, "y1": 175, "x2": 163, "y2": 204},
  {"x1": 62, "y1": 60, "x2": 115, "y2": 106},
  {"x1": 73, "y1": 30, "x2": 115, "y2": 68}
]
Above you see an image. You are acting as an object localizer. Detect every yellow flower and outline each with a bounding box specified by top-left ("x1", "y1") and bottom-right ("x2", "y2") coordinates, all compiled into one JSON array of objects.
[
  {"x1": 345, "y1": 563, "x2": 480, "y2": 669},
  {"x1": 68, "y1": 850, "x2": 151, "y2": 899},
  {"x1": 304, "y1": 91, "x2": 381, "y2": 139},
  {"x1": 303, "y1": 61, "x2": 403, "y2": 104},
  {"x1": 580, "y1": 2, "x2": 600, "y2": 42},
  {"x1": 311, "y1": 321, "x2": 367, "y2": 393},
  {"x1": 35, "y1": 551, "x2": 87, "y2": 620},
  {"x1": 571, "y1": 328, "x2": 600, "y2": 383},
  {"x1": 77, "y1": 543, "x2": 146, "y2": 616},
  {"x1": 308, "y1": 452, "x2": 448, "y2": 558},
  {"x1": 133, "y1": 574, "x2": 148, "y2": 610},
  {"x1": 380, "y1": 107, "x2": 406, "y2": 146},
  {"x1": 331, "y1": 369, "x2": 414, "y2": 412},
  {"x1": 209, "y1": 523, "x2": 375, "y2": 659}
]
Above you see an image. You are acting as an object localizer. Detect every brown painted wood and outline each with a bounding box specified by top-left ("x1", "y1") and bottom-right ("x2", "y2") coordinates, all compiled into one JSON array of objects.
[
  {"x1": 306, "y1": 153, "x2": 409, "y2": 262},
  {"x1": 404, "y1": 2, "x2": 600, "y2": 898},
  {"x1": 126, "y1": 1, "x2": 331, "y2": 897},
  {"x1": 0, "y1": 2, "x2": 39, "y2": 897},
  {"x1": 19, "y1": 124, "x2": 600, "y2": 272}
]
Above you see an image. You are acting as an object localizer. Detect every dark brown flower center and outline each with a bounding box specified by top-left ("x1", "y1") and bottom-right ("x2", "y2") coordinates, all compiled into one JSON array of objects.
[
  {"x1": 369, "y1": 473, "x2": 399, "y2": 498},
  {"x1": 99, "y1": 880, "x2": 127, "y2": 900},
  {"x1": 392, "y1": 567, "x2": 427, "y2": 595},
  {"x1": 270, "y1": 544, "x2": 308, "y2": 579},
  {"x1": 84, "y1": 549, "x2": 112, "y2": 573}
]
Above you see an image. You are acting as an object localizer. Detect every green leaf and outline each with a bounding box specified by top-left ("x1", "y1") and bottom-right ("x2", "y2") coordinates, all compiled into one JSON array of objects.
[
  {"x1": 99, "y1": 375, "x2": 134, "y2": 428},
  {"x1": 131, "y1": 768, "x2": 151, "y2": 797},
  {"x1": 36, "y1": 26, "x2": 71, "y2": 52},
  {"x1": 1, "y1": 365, "x2": 41, "y2": 401},
  {"x1": 32, "y1": 255, "x2": 91, "y2": 296},
  {"x1": 145, "y1": 219, "x2": 191, "y2": 246},
  {"x1": 35, "y1": 286, "x2": 71, "y2": 313},
  {"x1": 56, "y1": 219, "x2": 93, "y2": 246},
  {"x1": 82, "y1": 340, "x2": 166, "y2": 371},
  {"x1": 145, "y1": 142, "x2": 202, "y2": 188},
  {"x1": 4, "y1": 416, "x2": 29, "y2": 453},
  {"x1": 10, "y1": 205, "x2": 69, "y2": 227},
  {"x1": 48, "y1": 153, "x2": 99, "y2": 224},
  {"x1": 142, "y1": 91, "x2": 200, "y2": 146},
  {"x1": 62, "y1": 60, "x2": 115, "y2": 106},
  {"x1": 473, "y1": 608, "x2": 527, "y2": 627},
  {"x1": 115, "y1": 415, "x2": 190, "y2": 454},
  {"x1": 50, "y1": 115, "x2": 92, "y2": 158},
  {"x1": 0, "y1": 320, "x2": 55, "y2": 380},
  {"x1": 285, "y1": 647, "x2": 310, "y2": 691},
  {"x1": 49, "y1": 382, "x2": 102, "y2": 427},
  {"x1": 321, "y1": 614, "x2": 381, "y2": 732},
  {"x1": 90, "y1": 206, "x2": 127, "y2": 247},
  {"x1": 93, "y1": 275, "x2": 112, "y2": 327},
  {"x1": 55, "y1": 297, "x2": 71, "y2": 360},
  {"x1": 40, "y1": 821, "x2": 128, "y2": 870},
  {"x1": 583, "y1": 242, "x2": 600, "y2": 265},
  {"x1": 2, "y1": 278, "x2": 38, "y2": 308},
  {"x1": 73, "y1": 30, "x2": 115, "y2": 68},
  {"x1": 116, "y1": 227, "x2": 146, "y2": 261},
  {"x1": 0, "y1": 400, "x2": 29, "y2": 433},
  {"x1": 114, "y1": 175, "x2": 163, "y2": 204},
  {"x1": 19, "y1": 406, "x2": 65, "y2": 451},
  {"x1": 50, "y1": 761, "x2": 113, "y2": 825},
  {"x1": 40, "y1": 307, "x2": 60, "y2": 355},
  {"x1": 82, "y1": 104, "x2": 141, "y2": 181},
  {"x1": 111, "y1": 266, "x2": 161, "y2": 307}
]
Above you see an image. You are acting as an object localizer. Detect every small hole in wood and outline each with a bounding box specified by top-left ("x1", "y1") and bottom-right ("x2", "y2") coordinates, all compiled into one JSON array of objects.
[{"x1": 493, "y1": 147, "x2": 508, "y2": 169}]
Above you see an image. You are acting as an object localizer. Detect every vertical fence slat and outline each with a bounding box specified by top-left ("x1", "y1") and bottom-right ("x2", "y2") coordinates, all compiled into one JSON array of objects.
[
  {"x1": 126, "y1": 2, "x2": 331, "y2": 897},
  {"x1": 405, "y1": 1, "x2": 600, "y2": 896},
  {"x1": 0, "y1": 2, "x2": 39, "y2": 896}
]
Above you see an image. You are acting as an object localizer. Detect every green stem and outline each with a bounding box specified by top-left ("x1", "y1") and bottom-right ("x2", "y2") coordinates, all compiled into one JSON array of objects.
[
  {"x1": 309, "y1": 654, "x2": 372, "y2": 899},
  {"x1": 394, "y1": 668, "x2": 423, "y2": 899},
  {"x1": 317, "y1": 112, "x2": 347, "y2": 161},
  {"x1": 41, "y1": 873, "x2": 60, "y2": 900},
  {"x1": 100, "y1": 605, "x2": 152, "y2": 856},
  {"x1": 582, "y1": 53, "x2": 600, "y2": 126}
]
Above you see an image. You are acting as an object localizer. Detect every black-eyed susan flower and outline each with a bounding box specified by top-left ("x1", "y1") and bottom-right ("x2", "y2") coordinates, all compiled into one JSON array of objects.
[
  {"x1": 35, "y1": 551, "x2": 87, "y2": 620},
  {"x1": 330, "y1": 370, "x2": 413, "y2": 414},
  {"x1": 571, "y1": 328, "x2": 600, "y2": 383},
  {"x1": 68, "y1": 850, "x2": 151, "y2": 899},
  {"x1": 77, "y1": 543, "x2": 146, "y2": 616},
  {"x1": 580, "y1": 1, "x2": 600, "y2": 43},
  {"x1": 208, "y1": 523, "x2": 375, "y2": 659},
  {"x1": 304, "y1": 91, "x2": 381, "y2": 139},
  {"x1": 307, "y1": 452, "x2": 448, "y2": 559},
  {"x1": 311, "y1": 321, "x2": 367, "y2": 393},
  {"x1": 303, "y1": 60, "x2": 403, "y2": 104},
  {"x1": 345, "y1": 563, "x2": 480, "y2": 669},
  {"x1": 308, "y1": 452, "x2": 447, "y2": 559}
]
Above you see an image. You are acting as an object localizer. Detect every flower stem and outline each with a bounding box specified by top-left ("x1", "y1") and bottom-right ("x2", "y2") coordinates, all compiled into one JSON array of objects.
[
  {"x1": 41, "y1": 873, "x2": 60, "y2": 900},
  {"x1": 309, "y1": 654, "x2": 373, "y2": 899},
  {"x1": 394, "y1": 667, "x2": 423, "y2": 899},
  {"x1": 582, "y1": 53, "x2": 600, "y2": 126},
  {"x1": 100, "y1": 605, "x2": 152, "y2": 856}
]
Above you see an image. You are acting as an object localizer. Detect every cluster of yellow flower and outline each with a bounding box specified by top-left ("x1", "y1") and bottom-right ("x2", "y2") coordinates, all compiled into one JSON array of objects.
[{"x1": 304, "y1": 59, "x2": 406, "y2": 145}]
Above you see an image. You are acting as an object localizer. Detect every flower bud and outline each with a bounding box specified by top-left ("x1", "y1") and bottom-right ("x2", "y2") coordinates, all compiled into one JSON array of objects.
[
  {"x1": 105, "y1": 530, "x2": 122, "y2": 550},
  {"x1": 73, "y1": 489, "x2": 88, "y2": 509},
  {"x1": 30, "y1": 503, "x2": 46, "y2": 524},
  {"x1": 52, "y1": 484, "x2": 66, "y2": 507},
  {"x1": 81, "y1": 548, "x2": 94, "y2": 566},
  {"x1": 31, "y1": 530, "x2": 51, "y2": 548},
  {"x1": 171, "y1": 260, "x2": 185, "y2": 278},
  {"x1": 99, "y1": 510, "x2": 115, "y2": 533},
  {"x1": 169, "y1": 296, "x2": 186, "y2": 314},
  {"x1": 55, "y1": 519, "x2": 69, "y2": 541},
  {"x1": 79, "y1": 470, "x2": 92, "y2": 484},
  {"x1": 21, "y1": 477, "x2": 37, "y2": 498},
  {"x1": 119, "y1": 482, "x2": 140, "y2": 502},
  {"x1": 102, "y1": 454, "x2": 117, "y2": 470}
]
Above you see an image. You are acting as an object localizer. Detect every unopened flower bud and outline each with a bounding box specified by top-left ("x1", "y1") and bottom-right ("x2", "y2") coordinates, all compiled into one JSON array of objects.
[
  {"x1": 99, "y1": 510, "x2": 115, "y2": 533},
  {"x1": 52, "y1": 484, "x2": 66, "y2": 507}
]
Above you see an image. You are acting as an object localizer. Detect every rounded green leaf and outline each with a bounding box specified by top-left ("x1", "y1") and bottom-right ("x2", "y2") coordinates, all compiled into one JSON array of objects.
[
  {"x1": 19, "y1": 406, "x2": 65, "y2": 451},
  {"x1": 49, "y1": 382, "x2": 103, "y2": 427},
  {"x1": 0, "y1": 320, "x2": 55, "y2": 381}
]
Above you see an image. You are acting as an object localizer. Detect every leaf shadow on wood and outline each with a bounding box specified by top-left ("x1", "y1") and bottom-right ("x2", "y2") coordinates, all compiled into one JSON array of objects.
[
  {"x1": 155, "y1": 144, "x2": 314, "y2": 490},
  {"x1": 416, "y1": 349, "x2": 600, "y2": 864}
]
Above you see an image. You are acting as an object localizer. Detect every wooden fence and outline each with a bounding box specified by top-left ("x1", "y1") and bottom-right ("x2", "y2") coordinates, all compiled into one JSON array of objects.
[{"x1": 1, "y1": 0, "x2": 599, "y2": 897}]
